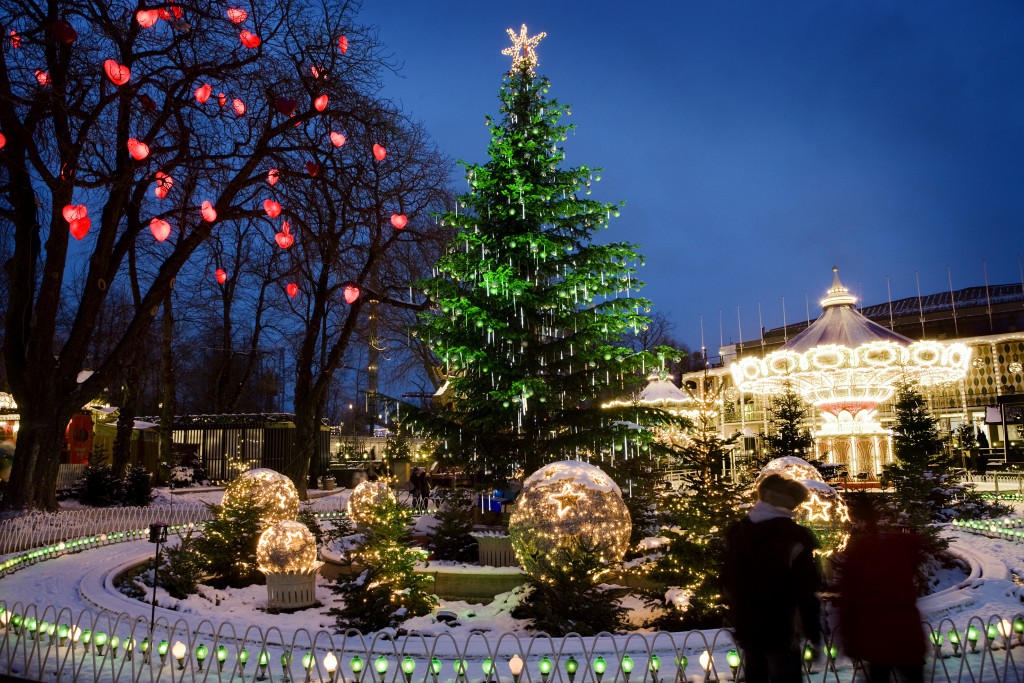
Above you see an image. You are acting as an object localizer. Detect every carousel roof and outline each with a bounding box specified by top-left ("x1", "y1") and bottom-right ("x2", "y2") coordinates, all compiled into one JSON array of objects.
[{"x1": 784, "y1": 267, "x2": 912, "y2": 353}]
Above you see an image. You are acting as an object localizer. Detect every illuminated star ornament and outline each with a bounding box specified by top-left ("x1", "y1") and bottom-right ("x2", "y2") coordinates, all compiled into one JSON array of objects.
[
  {"x1": 550, "y1": 482, "x2": 586, "y2": 516},
  {"x1": 502, "y1": 24, "x2": 547, "y2": 74}
]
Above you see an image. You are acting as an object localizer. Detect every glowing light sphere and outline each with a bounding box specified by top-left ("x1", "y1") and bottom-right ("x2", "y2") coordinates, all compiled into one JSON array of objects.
[
  {"x1": 346, "y1": 480, "x2": 395, "y2": 527},
  {"x1": 221, "y1": 468, "x2": 299, "y2": 529},
  {"x1": 754, "y1": 457, "x2": 850, "y2": 556},
  {"x1": 508, "y1": 460, "x2": 631, "y2": 582},
  {"x1": 257, "y1": 520, "x2": 321, "y2": 574}
]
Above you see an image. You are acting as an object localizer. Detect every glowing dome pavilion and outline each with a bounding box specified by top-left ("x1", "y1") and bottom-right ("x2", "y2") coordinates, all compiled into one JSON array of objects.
[{"x1": 730, "y1": 268, "x2": 971, "y2": 474}]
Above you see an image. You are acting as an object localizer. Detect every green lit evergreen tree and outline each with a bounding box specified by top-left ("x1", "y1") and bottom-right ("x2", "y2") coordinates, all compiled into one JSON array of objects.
[
  {"x1": 331, "y1": 495, "x2": 437, "y2": 631},
  {"x1": 193, "y1": 496, "x2": 271, "y2": 588},
  {"x1": 760, "y1": 380, "x2": 814, "y2": 467},
  {"x1": 413, "y1": 27, "x2": 677, "y2": 486},
  {"x1": 646, "y1": 377, "x2": 747, "y2": 630}
]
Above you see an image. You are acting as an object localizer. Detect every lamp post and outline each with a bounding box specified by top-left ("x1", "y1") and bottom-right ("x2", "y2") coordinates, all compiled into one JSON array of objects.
[{"x1": 147, "y1": 522, "x2": 168, "y2": 640}]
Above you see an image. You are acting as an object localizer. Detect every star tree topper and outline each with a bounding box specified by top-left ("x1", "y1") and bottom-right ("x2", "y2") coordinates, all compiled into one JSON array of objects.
[{"x1": 502, "y1": 24, "x2": 547, "y2": 74}]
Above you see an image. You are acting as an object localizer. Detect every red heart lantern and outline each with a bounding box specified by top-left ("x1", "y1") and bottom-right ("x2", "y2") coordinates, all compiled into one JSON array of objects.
[
  {"x1": 311, "y1": 65, "x2": 324, "y2": 79},
  {"x1": 274, "y1": 97, "x2": 298, "y2": 115},
  {"x1": 267, "y1": 168, "x2": 280, "y2": 185},
  {"x1": 232, "y1": 98, "x2": 246, "y2": 116},
  {"x1": 150, "y1": 218, "x2": 171, "y2": 242},
  {"x1": 52, "y1": 19, "x2": 77, "y2": 44},
  {"x1": 286, "y1": 283, "x2": 299, "y2": 298},
  {"x1": 195, "y1": 83, "x2": 212, "y2": 103},
  {"x1": 239, "y1": 30, "x2": 260, "y2": 48},
  {"x1": 329, "y1": 132, "x2": 346, "y2": 148},
  {"x1": 390, "y1": 213, "x2": 408, "y2": 229},
  {"x1": 343, "y1": 285, "x2": 359, "y2": 304},
  {"x1": 103, "y1": 59, "x2": 131, "y2": 86},
  {"x1": 153, "y1": 171, "x2": 174, "y2": 198},
  {"x1": 9, "y1": 30, "x2": 21, "y2": 48},
  {"x1": 201, "y1": 201, "x2": 217, "y2": 222},
  {"x1": 136, "y1": 10, "x2": 159, "y2": 27},
  {"x1": 263, "y1": 199, "x2": 282, "y2": 218},
  {"x1": 275, "y1": 222, "x2": 294, "y2": 249},
  {"x1": 215, "y1": 268, "x2": 227, "y2": 284},
  {"x1": 226, "y1": 8, "x2": 248, "y2": 23},
  {"x1": 306, "y1": 161, "x2": 319, "y2": 177},
  {"x1": 63, "y1": 204, "x2": 87, "y2": 222},
  {"x1": 372, "y1": 144, "x2": 386, "y2": 161},
  {"x1": 127, "y1": 138, "x2": 150, "y2": 160},
  {"x1": 338, "y1": 35, "x2": 348, "y2": 53},
  {"x1": 314, "y1": 94, "x2": 328, "y2": 111},
  {"x1": 69, "y1": 217, "x2": 91, "y2": 240},
  {"x1": 35, "y1": 70, "x2": 51, "y2": 86},
  {"x1": 217, "y1": 92, "x2": 226, "y2": 107},
  {"x1": 0, "y1": 132, "x2": 5, "y2": 150}
]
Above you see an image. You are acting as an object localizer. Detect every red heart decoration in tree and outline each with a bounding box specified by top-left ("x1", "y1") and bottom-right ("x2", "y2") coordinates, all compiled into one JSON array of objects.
[
  {"x1": 150, "y1": 218, "x2": 171, "y2": 242},
  {"x1": 267, "y1": 168, "x2": 280, "y2": 185},
  {"x1": 215, "y1": 268, "x2": 227, "y2": 284},
  {"x1": 343, "y1": 285, "x2": 360, "y2": 304},
  {"x1": 239, "y1": 30, "x2": 260, "y2": 48},
  {"x1": 274, "y1": 97, "x2": 298, "y2": 115},
  {"x1": 232, "y1": 98, "x2": 246, "y2": 116},
  {"x1": 306, "y1": 161, "x2": 320, "y2": 177},
  {"x1": 0, "y1": 132, "x2": 6, "y2": 150},
  {"x1": 136, "y1": 10, "x2": 159, "y2": 27},
  {"x1": 103, "y1": 59, "x2": 131, "y2": 86},
  {"x1": 195, "y1": 83, "x2": 212, "y2": 103},
  {"x1": 372, "y1": 144, "x2": 386, "y2": 161},
  {"x1": 153, "y1": 171, "x2": 173, "y2": 198},
  {"x1": 275, "y1": 222, "x2": 294, "y2": 249},
  {"x1": 69, "y1": 217, "x2": 91, "y2": 240},
  {"x1": 286, "y1": 283, "x2": 299, "y2": 298},
  {"x1": 127, "y1": 138, "x2": 150, "y2": 160},
  {"x1": 314, "y1": 94, "x2": 328, "y2": 112},
  {"x1": 201, "y1": 201, "x2": 217, "y2": 222},
  {"x1": 226, "y1": 8, "x2": 248, "y2": 23},
  {"x1": 62, "y1": 204, "x2": 87, "y2": 222},
  {"x1": 390, "y1": 213, "x2": 408, "y2": 229},
  {"x1": 217, "y1": 92, "x2": 226, "y2": 107},
  {"x1": 263, "y1": 199, "x2": 282, "y2": 218},
  {"x1": 52, "y1": 19, "x2": 77, "y2": 44},
  {"x1": 338, "y1": 35, "x2": 348, "y2": 53},
  {"x1": 35, "y1": 70, "x2": 51, "y2": 86},
  {"x1": 329, "y1": 132, "x2": 346, "y2": 148},
  {"x1": 9, "y1": 30, "x2": 22, "y2": 48}
]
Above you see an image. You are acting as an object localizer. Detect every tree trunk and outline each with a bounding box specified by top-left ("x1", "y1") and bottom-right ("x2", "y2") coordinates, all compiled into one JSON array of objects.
[
  {"x1": 4, "y1": 410, "x2": 70, "y2": 511},
  {"x1": 284, "y1": 402, "x2": 321, "y2": 500},
  {"x1": 111, "y1": 354, "x2": 142, "y2": 476}
]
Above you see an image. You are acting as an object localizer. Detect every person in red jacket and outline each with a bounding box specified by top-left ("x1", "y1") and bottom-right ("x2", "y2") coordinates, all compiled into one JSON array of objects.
[
  {"x1": 722, "y1": 474, "x2": 823, "y2": 683},
  {"x1": 837, "y1": 501, "x2": 926, "y2": 683}
]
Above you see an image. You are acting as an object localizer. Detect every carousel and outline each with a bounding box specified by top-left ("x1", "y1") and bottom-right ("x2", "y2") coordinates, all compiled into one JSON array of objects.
[{"x1": 730, "y1": 268, "x2": 970, "y2": 475}]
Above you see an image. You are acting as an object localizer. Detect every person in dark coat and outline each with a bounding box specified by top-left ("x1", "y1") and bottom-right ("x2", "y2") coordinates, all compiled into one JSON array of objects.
[
  {"x1": 410, "y1": 467, "x2": 431, "y2": 513},
  {"x1": 722, "y1": 474, "x2": 823, "y2": 683},
  {"x1": 837, "y1": 501, "x2": 926, "y2": 683}
]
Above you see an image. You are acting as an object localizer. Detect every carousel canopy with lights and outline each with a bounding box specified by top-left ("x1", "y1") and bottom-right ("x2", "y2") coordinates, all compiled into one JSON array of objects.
[{"x1": 731, "y1": 268, "x2": 971, "y2": 414}]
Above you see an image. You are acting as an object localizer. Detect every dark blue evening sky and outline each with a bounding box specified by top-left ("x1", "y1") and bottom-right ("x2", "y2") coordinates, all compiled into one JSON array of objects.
[{"x1": 360, "y1": 1, "x2": 1024, "y2": 355}]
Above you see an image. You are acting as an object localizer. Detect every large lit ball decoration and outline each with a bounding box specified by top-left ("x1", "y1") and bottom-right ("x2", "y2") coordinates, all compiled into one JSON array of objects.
[
  {"x1": 755, "y1": 457, "x2": 850, "y2": 557},
  {"x1": 221, "y1": 468, "x2": 299, "y2": 529},
  {"x1": 346, "y1": 480, "x2": 395, "y2": 527},
  {"x1": 257, "y1": 520, "x2": 321, "y2": 574},
  {"x1": 508, "y1": 460, "x2": 631, "y2": 582}
]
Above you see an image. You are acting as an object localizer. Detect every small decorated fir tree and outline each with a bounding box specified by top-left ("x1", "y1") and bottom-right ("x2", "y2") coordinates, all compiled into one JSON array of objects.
[
  {"x1": 332, "y1": 495, "x2": 436, "y2": 631},
  {"x1": 760, "y1": 380, "x2": 814, "y2": 467},
  {"x1": 412, "y1": 26, "x2": 678, "y2": 486},
  {"x1": 193, "y1": 495, "x2": 271, "y2": 588},
  {"x1": 427, "y1": 489, "x2": 479, "y2": 562}
]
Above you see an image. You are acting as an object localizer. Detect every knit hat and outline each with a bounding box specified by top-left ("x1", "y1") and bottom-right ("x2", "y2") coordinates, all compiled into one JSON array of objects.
[{"x1": 757, "y1": 473, "x2": 808, "y2": 511}]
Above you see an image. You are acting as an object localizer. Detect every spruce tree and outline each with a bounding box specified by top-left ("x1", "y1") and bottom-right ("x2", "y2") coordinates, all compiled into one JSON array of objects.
[
  {"x1": 427, "y1": 489, "x2": 479, "y2": 562},
  {"x1": 883, "y1": 379, "x2": 956, "y2": 524},
  {"x1": 760, "y1": 380, "x2": 814, "y2": 467},
  {"x1": 412, "y1": 26, "x2": 676, "y2": 485},
  {"x1": 332, "y1": 495, "x2": 437, "y2": 631},
  {"x1": 647, "y1": 377, "x2": 747, "y2": 630}
]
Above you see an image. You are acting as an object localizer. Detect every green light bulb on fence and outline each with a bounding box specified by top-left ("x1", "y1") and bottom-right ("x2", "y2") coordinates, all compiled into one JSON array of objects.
[
  {"x1": 565, "y1": 656, "x2": 578, "y2": 678},
  {"x1": 930, "y1": 631, "x2": 943, "y2": 646},
  {"x1": 158, "y1": 639, "x2": 169, "y2": 658},
  {"x1": 281, "y1": 651, "x2": 293, "y2": 668},
  {"x1": 195, "y1": 643, "x2": 208, "y2": 667},
  {"x1": 987, "y1": 624, "x2": 999, "y2": 640},
  {"x1": 375, "y1": 655, "x2": 389, "y2": 675},
  {"x1": 402, "y1": 656, "x2": 416, "y2": 682},
  {"x1": 57, "y1": 624, "x2": 69, "y2": 645},
  {"x1": 675, "y1": 655, "x2": 688, "y2": 671},
  {"x1": 303, "y1": 652, "x2": 315, "y2": 671},
  {"x1": 539, "y1": 656, "x2": 553, "y2": 676},
  {"x1": 351, "y1": 655, "x2": 365, "y2": 674},
  {"x1": 620, "y1": 655, "x2": 633, "y2": 674},
  {"x1": 430, "y1": 657, "x2": 442, "y2": 677},
  {"x1": 259, "y1": 650, "x2": 269, "y2": 666},
  {"x1": 726, "y1": 650, "x2": 740, "y2": 669},
  {"x1": 217, "y1": 645, "x2": 228, "y2": 663},
  {"x1": 483, "y1": 658, "x2": 494, "y2": 677},
  {"x1": 239, "y1": 648, "x2": 249, "y2": 666},
  {"x1": 948, "y1": 630, "x2": 960, "y2": 644},
  {"x1": 593, "y1": 656, "x2": 607, "y2": 675},
  {"x1": 648, "y1": 655, "x2": 659, "y2": 674}
]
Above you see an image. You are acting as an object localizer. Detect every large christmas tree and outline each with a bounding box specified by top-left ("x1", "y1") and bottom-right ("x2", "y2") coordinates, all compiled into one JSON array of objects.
[{"x1": 414, "y1": 26, "x2": 677, "y2": 484}]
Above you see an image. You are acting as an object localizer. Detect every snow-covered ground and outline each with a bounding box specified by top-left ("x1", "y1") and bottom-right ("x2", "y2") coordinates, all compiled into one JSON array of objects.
[{"x1": 1, "y1": 485, "x2": 1023, "y2": 683}]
